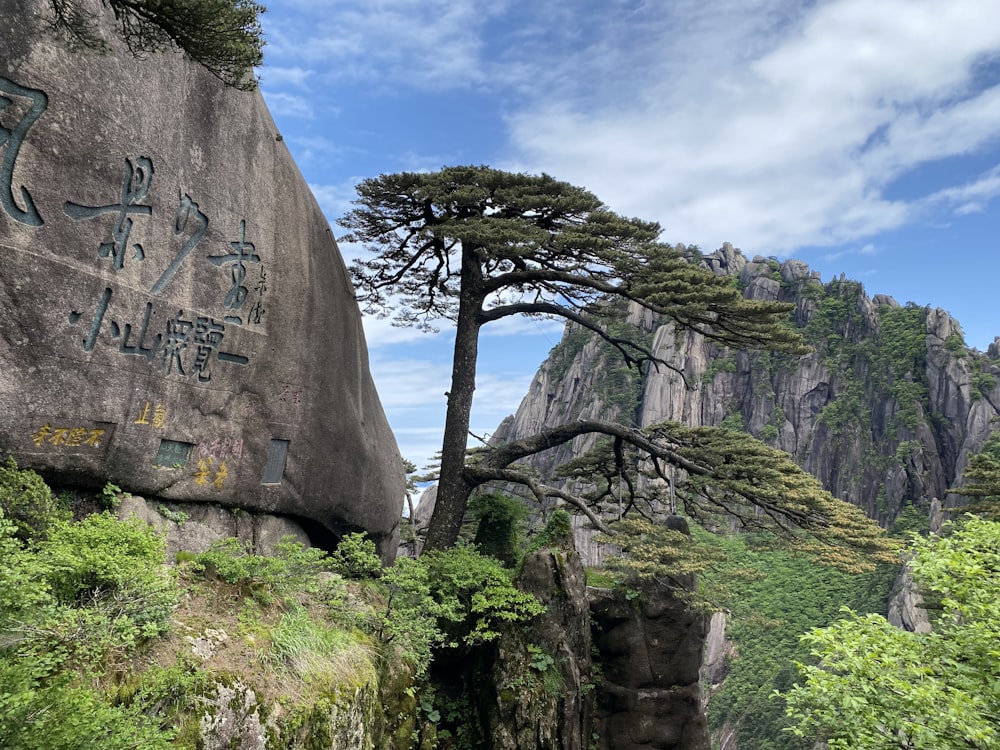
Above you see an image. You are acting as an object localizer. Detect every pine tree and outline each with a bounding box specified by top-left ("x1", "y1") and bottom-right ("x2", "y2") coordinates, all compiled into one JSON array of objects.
[{"x1": 342, "y1": 165, "x2": 891, "y2": 564}]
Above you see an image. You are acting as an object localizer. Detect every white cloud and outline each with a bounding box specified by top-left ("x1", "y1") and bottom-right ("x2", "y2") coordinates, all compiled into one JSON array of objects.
[
  {"x1": 260, "y1": 90, "x2": 315, "y2": 120},
  {"x1": 922, "y1": 163, "x2": 1000, "y2": 214},
  {"x1": 262, "y1": 0, "x2": 510, "y2": 91},
  {"x1": 368, "y1": 358, "x2": 452, "y2": 411},
  {"x1": 261, "y1": 66, "x2": 314, "y2": 89},
  {"x1": 307, "y1": 180, "x2": 364, "y2": 227},
  {"x1": 502, "y1": 0, "x2": 1000, "y2": 255},
  {"x1": 362, "y1": 317, "x2": 446, "y2": 348},
  {"x1": 480, "y1": 314, "x2": 565, "y2": 339}
]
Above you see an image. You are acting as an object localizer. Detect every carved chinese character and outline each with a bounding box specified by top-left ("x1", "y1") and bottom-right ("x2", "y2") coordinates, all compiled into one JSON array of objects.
[
  {"x1": 151, "y1": 193, "x2": 208, "y2": 295},
  {"x1": 194, "y1": 456, "x2": 213, "y2": 485},
  {"x1": 31, "y1": 423, "x2": 52, "y2": 445},
  {"x1": 0, "y1": 77, "x2": 47, "y2": 227},
  {"x1": 114, "y1": 301, "x2": 160, "y2": 361},
  {"x1": 159, "y1": 310, "x2": 194, "y2": 375},
  {"x1": 135, "y1": 401, "x2": 151, "y2": 424},
  {"x1": 247, "y1": 266, "x2": 267, "y2": 324},
  {"x1": 212, "y1": 462, "x2": 228, "y2": 490},
  {"x1": 64, "y1": 157, "x2": 154, "y2": 271},
  {"x1": 66, "y1": 427, "x2": 89, "y2": 446},
  {"x1": 191, "y1": 316, "x2": 225, "y2": 382},
  {"x1": 68, "y1": 287, "x2": 113, "y2": 352},
  {"x1": 209, "y1": 219, "x2": 261, "y2": 324}
]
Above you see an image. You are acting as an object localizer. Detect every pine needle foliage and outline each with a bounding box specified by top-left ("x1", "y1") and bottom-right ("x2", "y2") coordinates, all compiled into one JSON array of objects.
[
  {"x1": 948, "y1": 430, "x2": 1000, "y2": 518},
  {"x1": 342, "y1": 165, "x2": 809, "y2": 550},
  {"x1": 47, "y1": 0, "x2": 265, "y2": 90}
]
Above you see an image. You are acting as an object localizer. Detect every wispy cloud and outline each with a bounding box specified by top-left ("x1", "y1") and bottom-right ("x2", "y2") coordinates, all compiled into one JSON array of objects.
[
  {"x1": 263, "y1": 0, "x2": 510, "y2": 91},
  {"x1": 922, "y1": 163, "x2": 1000, "y2": 215},
  {"x1": 260, "y1": 90, "x2": 315, "y2": 120},
  {"x1": 503, "y1": 0, "x2": 1000, "y2": 254}
]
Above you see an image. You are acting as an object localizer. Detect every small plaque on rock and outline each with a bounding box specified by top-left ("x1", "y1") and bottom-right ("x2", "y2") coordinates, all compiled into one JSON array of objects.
[
  {"x1": 261, "y1": 438, "x2": 290, "y2": 484},
  {"x1": 155, "y1": 439, "x2": 194, "y2": 467}
]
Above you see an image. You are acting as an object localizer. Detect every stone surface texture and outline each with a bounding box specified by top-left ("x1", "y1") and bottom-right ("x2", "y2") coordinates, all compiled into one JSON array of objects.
[
  {"x1": 485, "y1": 541, "x2": 594, "y2": 750},
  {"x1": 0, "y1": 0, "x2": 403, "y2": 556},
  {"x1": 590, "y1": 582, "x2": 711, "y2": 750},
  {"x1": 494, "y1": 244, "x2": 1000, "y2": 556}
]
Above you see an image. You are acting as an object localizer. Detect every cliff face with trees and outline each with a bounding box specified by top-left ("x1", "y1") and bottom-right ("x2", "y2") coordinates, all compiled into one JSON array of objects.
[{"x1": 494, "y1": 244, "x2": 1000, "y2": 548}]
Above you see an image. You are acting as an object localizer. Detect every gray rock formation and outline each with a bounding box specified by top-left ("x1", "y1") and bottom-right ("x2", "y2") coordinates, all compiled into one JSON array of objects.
[
  {"x1": 485, "y1": 541, "x2": 594, "y2": 750},
  {"x1": 589, "y1": 582, "x2": 711, "y2": 750},
  {"x1": 495, "y1": 245, "x2": 1000, "y2": 546},
  {"x1": 0, "y1": 0, "x2": 403, "y2": 556},
  {"x1": 117, "y1": 493, "x2": 311, "y2": 561}
]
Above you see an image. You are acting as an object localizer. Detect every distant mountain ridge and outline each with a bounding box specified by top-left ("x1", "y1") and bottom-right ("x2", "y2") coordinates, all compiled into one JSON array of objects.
[{"x1": 493, "y1": 243, "x2": 1000, "y2": 552}]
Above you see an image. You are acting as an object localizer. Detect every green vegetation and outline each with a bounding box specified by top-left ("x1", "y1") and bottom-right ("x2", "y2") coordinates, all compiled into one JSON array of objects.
[
  {"x1": 697, "y1": 532, "x2": 896, "y2": 750},
  {"x1": 948, "y1": 430, "x2": 1000, "y2": 518},
  {"x1": 0, "y1": 465, "x2": 179, "y2": 749},
  {"x1": 0, "y1": 456, "x2": 70, "y2": 540},
  {"x1": 782, "y1": 517, "x2": 1000, "y2": 749},
  {"x1": 0, "y1": 462, "x2": 543, "y2": 749},
  {"x1": 47, "y1": 0, "x2": 266, "y2": 90}
]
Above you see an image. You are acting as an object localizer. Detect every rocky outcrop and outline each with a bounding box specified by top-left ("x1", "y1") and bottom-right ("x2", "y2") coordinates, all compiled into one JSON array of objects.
[
  {"x1": 0, "y1": 0, "x2": 403, "y2": 557},
  {"x1": 495, "y1": 245, "x2": 1000, "y2": 547},
  {"x1": 485, "y1": 541, "x2": 594, "y2": 750},
  {"x1": 116, "y1": 493, "x2": 312, "y2": 560},
  {"x1": 589, "y1": 583, "x2": 710, "y2": 750}
]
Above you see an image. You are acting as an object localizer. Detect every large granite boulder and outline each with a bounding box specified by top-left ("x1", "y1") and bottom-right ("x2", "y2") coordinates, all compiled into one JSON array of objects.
[{"x1": 0, "y1": 0, "x2": 403, "y2": 557}]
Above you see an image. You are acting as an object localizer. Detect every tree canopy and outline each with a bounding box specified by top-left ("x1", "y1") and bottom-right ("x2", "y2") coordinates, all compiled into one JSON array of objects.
[
  {"x1": 341, "y1": 166, "x2": 890, "y2": 560},
  {"x1": 948, "y1": 430, "x2": 1000, "y2": 519},
  {"x1": 47, "y1": 0, "x2": 265, "y2": 90},
  {"x1": 782, "y1": 516, "x2": 1000, "y2": 749}
]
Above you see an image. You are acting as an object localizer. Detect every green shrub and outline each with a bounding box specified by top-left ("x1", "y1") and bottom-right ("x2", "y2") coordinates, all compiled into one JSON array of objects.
[
  {"x1": 192, "y1": 536, "x2": 335, "y2": 603},
  {"x1": 377, "y1": 544, "x2": 544, "y2": 677},
  {"x1": 329, "y1": 531, "x2": 382, "y2": 579},
  {"x1": 470, "y1": 492, "x2": 527, "y2": 565},
  {"x1": 0, "y1": 657, "x2": 175, "y2": 750},
  {"x1": 38, "y1": 512, "x2": 176, "y2": 640},
  {"x1": 0, "y1": 456, "x2": 70, "y2": 540}
]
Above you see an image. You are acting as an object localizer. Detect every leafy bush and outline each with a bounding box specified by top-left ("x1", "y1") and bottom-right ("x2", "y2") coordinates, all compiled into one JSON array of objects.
[
  {"x1": 377, "y1": 544, "x2": 544, "y2": 677},
  {"x1": 0, "y1": 504, "x2": 179, "y2": 749},
  {"x1": 470, "y1": 492, "x2": 527, "y2": 565},
  {"x1": 329, "y1": 531, "x2": 382, "y2": 579},
  {"x1": 0, "y1": 456, "x2": 69, "y2": 540},
  {"x1": 783, "y1": 517, "x2": 1000, "y2": 749},
  {"x1": 39, "y1": 512, "x2": 175, "y2": 639},
  {"x1": 191, "y1": 535, "x2": 333, "y2": 603},
  {"x1": 0, "y1": 658, "x2": 175, "y2": 750}
]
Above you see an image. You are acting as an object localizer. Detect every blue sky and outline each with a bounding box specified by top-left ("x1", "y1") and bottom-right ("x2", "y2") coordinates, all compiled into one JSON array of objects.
[{"x1": 256, "y1": 0, "x2": 1000, "y2": 472}]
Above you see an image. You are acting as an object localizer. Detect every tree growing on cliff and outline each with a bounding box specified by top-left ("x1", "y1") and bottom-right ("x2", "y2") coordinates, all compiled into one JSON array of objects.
[
  {"x1": 782, "y1": 516, "x2": 1000, "y2": 749},
  {"x1": 341, "y1": 166, "x2": 893, "y2": 567},
  {"x1": 948, "y1": 431, "x2": 1000, "y2": 518},
  {"x1": 47, "y1": 0, "x2": 265, "y2": 90}
]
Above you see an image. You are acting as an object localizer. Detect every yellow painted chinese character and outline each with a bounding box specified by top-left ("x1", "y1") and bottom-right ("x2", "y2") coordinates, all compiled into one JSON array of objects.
[
  {"x1": 50, "y1": 427, "x2": 70, "y2": 445},
  {"x1": 31, "y1": 423, "x2": 52, "y2": 446},
  {"x1": 84, "y1": 429, "x2": 105, "y2": 447},
  {"x1": 193, "y1": 457, "x2": 213, "y2": 485},
  {"x1": 66, "y1": 427, "x2": 89, "y2": 446},
  {"x1": 134, "y1": 401, "x2": 151, "y2": 424},
  {"x1": 152, "y1": 403, "x2": 167, "y2": 428},
  {"x1": 212, "y1": 462, "x2": 228, "y2": 490}
]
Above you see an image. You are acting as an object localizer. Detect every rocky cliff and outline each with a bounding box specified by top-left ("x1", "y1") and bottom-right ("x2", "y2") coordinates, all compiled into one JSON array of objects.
[
  {"x1": 495, "y1": 243, "x2": 1000, "y2": 547},
  {"x1": 0, "y1": 0, "x2": 403, "y2": 555}
]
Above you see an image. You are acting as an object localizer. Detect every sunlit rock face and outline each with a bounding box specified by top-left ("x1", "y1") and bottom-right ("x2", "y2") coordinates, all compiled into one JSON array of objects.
[{"x1": 0, "y1": 0, "x2": 403, "y2": 556}]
